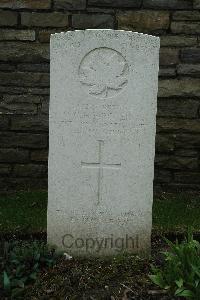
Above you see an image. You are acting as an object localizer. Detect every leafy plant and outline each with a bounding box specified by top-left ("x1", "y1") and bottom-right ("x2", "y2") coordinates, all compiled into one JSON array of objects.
[
  {"x1": 149, "y1": 229, "x2": 200, "y2": 299},
  {"x1": 0, "y1": 240, "x2": 63, "y2": 298}
]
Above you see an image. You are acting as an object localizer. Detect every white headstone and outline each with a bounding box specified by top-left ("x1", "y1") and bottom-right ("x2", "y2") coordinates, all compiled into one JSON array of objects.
[{"x1": 48, "y1": 29, "x2": 160, "y2": 256}]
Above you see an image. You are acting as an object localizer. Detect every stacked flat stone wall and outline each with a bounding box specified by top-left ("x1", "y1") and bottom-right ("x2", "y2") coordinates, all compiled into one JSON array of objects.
[{"x1": 0, "y1": 0, "x2": 199, "y2": 193}]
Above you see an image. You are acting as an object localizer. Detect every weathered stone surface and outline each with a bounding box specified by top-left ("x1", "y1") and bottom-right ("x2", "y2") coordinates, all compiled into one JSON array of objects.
[
  {"x1": 13, "y1": 164, "x2": 47, "y2": 177},
  {"x1": 0, "y1": 98, "x2": 36, "y2": 115},
  {"x1": 174, "y1": 172, "x2": 200, "y2": 183},
  {"x1": 31, "y1": 150, "x2": 48, "y2": 162},
  {"x1": 117, "y1": 10, "x2": 169, "y2": 33},
  {"x1": 0, "y1": 148, "x2": 29, "y2": 163},
  {"x1": 0, "y1": 115, "x2": 10, "y2": 130},
  {"x1": 160, "y1": 35, "x2": 197, "y2": 47},
  {"x1": 156, "y1": 134, "x2": 174, "y2": 153},
  {"x1": 0, "y1": 2, "x2": 199, "y2": 193},
  {"x1": 3, "y1": 94, "x2": 44, "y2": 104},
  {"x1": 154, "y1": 169, "x2": 172, "y2": 183},
  {"x1": 38, "y1": 29, "x2": 65, "y2": 43},
  {"x1": 0, "y1": 86, "x2": 50, "y2": 95},
  {"x1": 180, "y1": 48, "x2": 200, "y2": 63},
  {"x1": 194, "y1": 0, "x2": 200, "y2": 9},
  {"x1": 72, "y1": 14, "x2": 114, "y2": 29},
  {"x1": 157, "y1": 99, "x2": 199, "y2": 118},
  {"x1": 0, "y1": 0, "x2": 51, "y2": 9},
  {"x1": 159, "y1": 67, "x2": 176, "y2": 77},
  {"x1": 159, "y1": 48, "x2": 179, "y2": 65},
  {"x1": 157, "y1": 118, "x2": 200, "y2": 133},
  {"x1": 143, "y1": 0, "x2": 192, "y2": 9},
  {"x1": 177, "y1": 64, "x2": 200, "y2": 76},
  {"x1": 158, "y1": 79, "x2": 200, "y2": 97},
  {"x1": 0, "y1": 177, "x2": 47, "y2": 191},
  {"x1": 153, "y1": 182, "x2": 162, "y2": 193},
  {"x1": 54, "y1": 0, "x2": 86, "y2": 10},
  {"x1": 38, "y1": 98, "x2": 49, "y2": 115},
  {"x1": 171, "y1": 22, "x2": 200, "y2": 34},
  {"x1": 88, "y1": 0, "x2": 142, "y2": 7},
  {"x1": 175, "y1": 149, "x2": 198, "y2": 157},
  {"x1": 155, "y1": 155, "x2": 198, "y2": 170},
  {"x1": 0, "y1": 42, "x2": 49, "y2": 63},
  {"x1": 21, "y1": 12, "x2": 69, "y2": 28},
  {"x1": 49, "y1": 30, "x2": 159, "y2": 255},
  {"x1": 86, "y1": 7, "x2": 114, "y2": 13},
  {"x1": 174, "y1": 133, "x2": 200, "y2": 149},
  {"x1": 0, "y1": 64, "x2": 15, "y2": 71},
  {"x1": 17, "y1": 63, "x2": 50, "y2": 73},
  {"x1": 0, "y1": 10, "x2": 18, "y2": 26},
  {"x1": 0, "y1": 29, "x2": 35, "y2": 41},
  {"x1": 11, "y1": 115, "x2": 48, "y2": 132},
  {"x1": 0, "y1": 94, "x2": 41, "y2": 114},
  {"x1": 173, "y1": 11, "x2": 200, "y2": 20},
  {"x1": 0, "y1": 72, "x2": 49, "y2": 87},
  {"x1": 0, "y1": 132, "x2": 47, "y2": 148},
  {"x1": 158, "y1": 182, "x2": 200, "y2": 192},
  {"x1": 0, "y1": 164, "x2": 11, "y2": 175}
]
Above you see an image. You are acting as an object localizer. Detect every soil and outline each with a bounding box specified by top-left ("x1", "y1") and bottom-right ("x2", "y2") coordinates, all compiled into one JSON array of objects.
[{"x1": 1, "y1": 235, "x2": 180, "y2": 300}]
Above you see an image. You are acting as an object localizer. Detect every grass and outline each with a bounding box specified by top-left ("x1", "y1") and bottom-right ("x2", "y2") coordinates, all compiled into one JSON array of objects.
[
  {"x1": 0, "y1": 191, "x2": 47, "y2": 235},
  {"x1": 0, "y1": 191, "x2": 200, "y2": 234},
  {"x1": 0, "y1": 191, "x2": 200, "y2": 299},
  {"x1": 153, "y1": 193, "x2": 200, "y2": 233}
]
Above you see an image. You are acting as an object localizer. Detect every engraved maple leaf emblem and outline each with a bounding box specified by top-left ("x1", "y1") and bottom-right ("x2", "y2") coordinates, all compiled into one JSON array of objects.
[{"x1": 79, "y1": 48, "x2": 129, "y2": 98}]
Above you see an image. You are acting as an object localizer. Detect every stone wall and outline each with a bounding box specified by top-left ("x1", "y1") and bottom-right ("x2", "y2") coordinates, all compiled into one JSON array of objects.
[{"x1": 0, "y1": 0, "x2": 199, "y2": 193}]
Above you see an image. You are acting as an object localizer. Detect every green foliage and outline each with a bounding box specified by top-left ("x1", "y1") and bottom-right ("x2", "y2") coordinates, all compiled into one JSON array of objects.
[
  {"x1": 153, "y1": 194, "x2": 200, "y2": 233},
  {"x1": 149, "y1": 229, "x2": 200, "y2": 299},
  {"x1": 0, "y1": 191, "x2": 47, "y2": 234},
  {"x1": 1, "y1": 191, "x2": 200, "y2": 235},
  {"x1": 0, "y1": 240, "x2": 63, "y2": 298}
]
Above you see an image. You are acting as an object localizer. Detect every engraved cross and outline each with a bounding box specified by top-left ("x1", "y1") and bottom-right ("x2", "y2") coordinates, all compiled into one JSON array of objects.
[{"x1": 81, "y1": 140, "x2": 121, "y2": 205}]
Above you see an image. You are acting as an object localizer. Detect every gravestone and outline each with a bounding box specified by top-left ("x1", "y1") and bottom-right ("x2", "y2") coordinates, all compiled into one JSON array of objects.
[{"x1": 48, "y1": 29, "x2": 160, "y2": 256}]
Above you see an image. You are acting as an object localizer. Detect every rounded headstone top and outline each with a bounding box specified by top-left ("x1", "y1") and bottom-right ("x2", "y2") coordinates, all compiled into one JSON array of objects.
[
  {"x1": 50, "y1": 29, "x2": 160, "y2": 100},
  {"x1": 51, "y1": 29, "x2": 160, "y2": 48}
]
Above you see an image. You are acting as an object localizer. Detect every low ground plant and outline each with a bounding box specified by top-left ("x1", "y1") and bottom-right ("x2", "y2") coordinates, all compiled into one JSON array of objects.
[
  {"x1": 150, "y1": 230, "x2": 200, "y2": 299},
  {"x1": 0, "y1": 240, "x2": 63, "y2": 298}
]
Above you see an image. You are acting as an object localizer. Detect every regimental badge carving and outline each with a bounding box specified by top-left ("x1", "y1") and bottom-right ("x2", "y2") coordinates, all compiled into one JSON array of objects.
[{"x1": 79, "y1": 47, "x2": 129, "y2": 99}]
